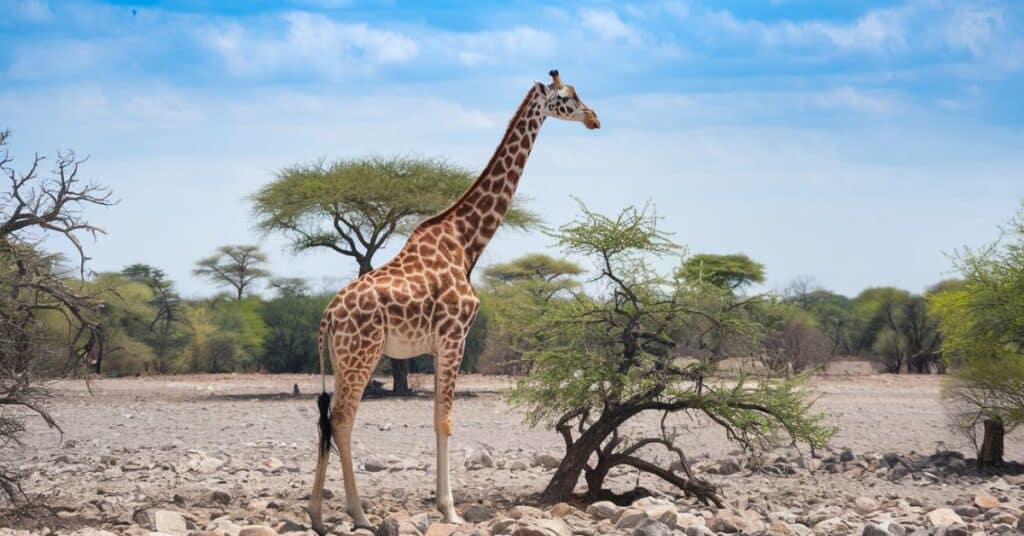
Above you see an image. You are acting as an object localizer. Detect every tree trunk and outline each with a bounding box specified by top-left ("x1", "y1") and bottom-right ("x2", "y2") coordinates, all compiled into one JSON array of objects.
[
  {"x1": 540, "y1": 413, "x2": 625, "y2": 503},
  {"x1": 390, "y1": 358, "x2": 411, "y2": 395},
  {"x1": 979, "y1": 418, "x2": 1005, "y2": 467}
]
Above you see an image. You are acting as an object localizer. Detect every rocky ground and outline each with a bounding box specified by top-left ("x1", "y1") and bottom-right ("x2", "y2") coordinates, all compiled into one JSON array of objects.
[{"x1": 2, "y1": 373, "x2": 1023, "y2": 536}]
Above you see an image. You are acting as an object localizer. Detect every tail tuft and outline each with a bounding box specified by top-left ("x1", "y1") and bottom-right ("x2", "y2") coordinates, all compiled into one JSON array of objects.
[{"x1": 317, "y1": 391, "x2": 332, "y2": 456}]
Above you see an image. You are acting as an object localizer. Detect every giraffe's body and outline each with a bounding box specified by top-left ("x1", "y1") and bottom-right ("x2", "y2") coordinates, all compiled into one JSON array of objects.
[{"x1": 308, "y1": 71, "x2": 599, "y2": 535}]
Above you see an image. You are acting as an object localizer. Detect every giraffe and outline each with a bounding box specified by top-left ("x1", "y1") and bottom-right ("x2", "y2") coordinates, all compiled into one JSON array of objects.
[{"x1": 307, "y1": 70, "x2": 600, "y2": 535}]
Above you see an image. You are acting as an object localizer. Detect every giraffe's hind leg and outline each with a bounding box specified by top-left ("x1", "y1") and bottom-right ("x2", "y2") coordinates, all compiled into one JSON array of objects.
[
  {"x1": 332, "y1": 339, "x2": 384, "y2": 530},
  {"x1": 309, "y1": 393, "x2": 333, "y2": 535}
]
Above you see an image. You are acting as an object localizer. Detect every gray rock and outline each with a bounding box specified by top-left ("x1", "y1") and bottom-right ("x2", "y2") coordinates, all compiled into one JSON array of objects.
[
  {"x1": 132, "y1": 509, "x2": 189, "y2": 534},
  {"x1": 684, "y1": 526, "x2": 716, "y2": 536},
  {"x1": 238, "y1": 526, "x2": 279, "y2": 536},
  {"x1": 853, "y1": 497, "x2": 878, "y2": 515},
  {"x1": 364, "y1": 457, "x2": 388, "y2": 472},
  {"x1": 464, "y1": 504, "x2": 496, "y2": 523},
  {"x1": 532, "y1": 453, "x2": 561, "y2": 469},
  {"x1": 632, "y1": 518, "x2": 671, "y2": 536},
  {"x1": 839, "y1": 448, "x2": 855, "y2": 462},
  {"x1": 614, "y1": 509, "x2": 648, "y2": 529},
  {"x1": 586, "y1": 501, "x2": 620, "y2": 520},
  {"x1": 208, "y1": 489, "x2": 232, "y2": 505},
  {"x1": 410, "y1": 513, "x2": 431, "y2": 534},
  {"x1": 716, "y1": 456, "x2": 742, "y2": 475},
  {"x1": 465, "y1": 451, "x2": 494, "y2": 470},
  {"x1": 925, "y1": 509, "x2": 964, "y2": 529}
]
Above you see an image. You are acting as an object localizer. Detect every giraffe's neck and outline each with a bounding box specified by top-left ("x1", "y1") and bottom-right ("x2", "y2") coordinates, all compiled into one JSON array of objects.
[{"x1": 441, "y1": 85, "x2": 547, "y2": 272}]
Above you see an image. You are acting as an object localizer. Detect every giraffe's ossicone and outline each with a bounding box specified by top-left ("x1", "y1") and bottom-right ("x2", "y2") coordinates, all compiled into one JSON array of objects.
[{"x1": 307, "y1": 69, "x2": 600, "y2": 535}]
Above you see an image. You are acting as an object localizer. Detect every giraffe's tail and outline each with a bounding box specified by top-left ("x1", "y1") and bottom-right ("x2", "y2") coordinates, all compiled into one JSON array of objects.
[{"x1": 317, "y1": 322, "x2": 332, "y2": 457}]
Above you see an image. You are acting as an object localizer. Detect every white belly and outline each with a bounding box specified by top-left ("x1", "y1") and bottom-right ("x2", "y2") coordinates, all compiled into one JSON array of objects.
[{"x1": 382, "y1": 333, "x2": 433, "y2": 359}]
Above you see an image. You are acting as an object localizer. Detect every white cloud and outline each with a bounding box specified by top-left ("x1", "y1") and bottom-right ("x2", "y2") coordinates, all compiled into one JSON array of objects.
[
  {"x1": 430, "y1": 26, "x2": 556, "y2": 66},
  {"x1": 702, "y1": 6, "x2": 907, "y2": 53},
  {"x1": 202, "y1": 11, "x2": 418, "y2": 78},
  {"x1": 579, "y1": 8, "x2": 640, "y2": 43}
]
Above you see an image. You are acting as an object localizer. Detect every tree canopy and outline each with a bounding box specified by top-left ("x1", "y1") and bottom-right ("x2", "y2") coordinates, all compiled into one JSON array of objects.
[
  {"x1": 251, "y1": 156, "x2": 540, "y2": 275},
  {"x1": 193, "y1": 245, "x2": 270, "y2": 300},
  {"x1": 677, "y1": 253, "x2": 765, "y2": 292}
]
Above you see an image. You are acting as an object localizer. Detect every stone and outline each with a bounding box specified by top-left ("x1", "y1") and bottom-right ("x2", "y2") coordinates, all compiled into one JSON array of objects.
[
  {"x1": 510, "y1": 506, "x2": 545, "y2": 519},
  {"x1": 684, "y1": 526, "x2": 716, "y2": 536},
  {"x1": 708, "y1": 509, "x2": 765, "y2": 534},
  {"x1": 839, "y1": 448, "x2": 855, "y2": 462},
  {"x1": 811, "y1": 517, "x2": 848, "y2": 535},
  {"x1": 531, "y1": 518, "x2": 572, "y2": 536},
  {"x1": 379, "y1": 516, "x2": 403, "y2": 536},
  {"x1": 1003, "y1": 473, "x2": 1024, "y2": 485},
  {"x1": 614, "y1": 509, "x2": 648, "y2": 529},
  {"x1": 925, "y1": 509, "x2": 964, "y2": 529},
  {"x1": 465, "y1": 451, "x2": 494, "y2": 470},
  {"x1": 937, "y1": 524, "x2": 969, "y2": 536},
  {"x1": 183, "y1": 451, "x2": 226, "y2": 474},
  {"x1": 586, "y1": 501, "x2": 620, "y2": 520},
  {"x1": 549, "y1": 503, "x2": 573, "y2": 518},
  {"x1": 410, "y1": 514, "x2": 431, "y2": 534},
  {"x1": 259, "y1": 458, "x2": 285, "y2": 472},
  {"x1": 716, "y1": 456, "x2": 742, "y2": 475},
  {"x1": 424, "y1": 524, "x2": 460, "y2": 536},
  {"x1": 675, "y1": 513, "x2": 704, "y2": 529},
  {"x1": 973, "y1": 493, "x2": 1000, "y2": 510},
  {"x1": 532, "y1": 453, "x2": 561, "y2": 469},
  {"x1": 862, "y1": 523, "x2": 905, "y2": 536},
  {"x1": 465, "y1": 504, "x2": 496, "y2": 523},
  {"x1": 491, "y1": 518, "x2": 518, "y2": 534},
  {"x1": 365, "y1": 457, "x2": 388, "y2": 472},
  {"x1": 632, "y1": 518, "x2": 671, "y2": 536},
  {"x1": 133, "y1": 509, "x2": 189, "y2": 534},
  {"x1": 238, "y1": 526, "x2": 278, "y2": 536},
  {"x1": 766, "y1": 520, "x2": 791, "y2": 535},
  {"x1": 398, "y1": 521, "x2": 423, "y2": 536},
  {"x1": 854, "y1": 497, "x2": 879, "y2": 515},
  {"x1": 208, "y1": 489, "x2": 232, "y2": 505}
]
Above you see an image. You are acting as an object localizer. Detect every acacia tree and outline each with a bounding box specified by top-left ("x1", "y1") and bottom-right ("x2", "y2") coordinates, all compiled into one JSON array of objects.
[
  {"x1": 121, "y1": 263, "x2": 186, "y2": 372},
  {"x1": 478, "y1": 254, "x2": 582, "y2": 374},
  {"x1": 678, "y1": 253, "x2": 765, "y2": 292},
  {"x1": 193, "y1": 245, "x2": 270, "y2": 300},
  {"x1": 0, "y1": 129, "x2": 112, "y2": 503},
  {"x1": 509, "y1": 203, "x2": 832, "y2": 505},
  {"x1": 251, "y1": 156, "x2": 539, "y2": 393},
  {"x1": 931, "y1": 207, "x2": 1024, "y2": 467}
]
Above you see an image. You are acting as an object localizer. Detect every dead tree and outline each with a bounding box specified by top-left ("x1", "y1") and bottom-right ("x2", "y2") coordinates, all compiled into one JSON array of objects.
[{"x1": 0, "y1": 129, "x2": 114, "y2": 503}]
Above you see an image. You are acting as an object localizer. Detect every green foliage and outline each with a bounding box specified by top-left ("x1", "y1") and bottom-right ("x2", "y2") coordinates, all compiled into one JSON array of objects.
[
  {"x1": 853, "y1": 287, "x2": 941, "y2": 372},
  {"x1": 509, "y1": 201, "x2": 833, "y2": 451},
  {"x1": 260, "y1": 290, "x2": 332, "y2": 373},
  {"x1": 678, "y1": 253, "x2": 765, "y2": 292},
  {"x1": 251, "y1": 155, "x2": 540, "y2": 273},
  {"x1": 933, "y1": 206, "x2": 1024, "y2": 436}
]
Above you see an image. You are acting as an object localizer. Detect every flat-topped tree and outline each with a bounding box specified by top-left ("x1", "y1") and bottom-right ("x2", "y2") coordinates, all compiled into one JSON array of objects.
[
  {"x1": 251, "y1": 155, "x2": 540, "y2": 394},
  {"x1": 193, "y1": 245, "x2": 270, "y2": 301}
]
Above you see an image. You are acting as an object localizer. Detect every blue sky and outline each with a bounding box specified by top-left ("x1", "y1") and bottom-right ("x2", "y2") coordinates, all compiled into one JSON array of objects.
[{"x1": 2, "y1": 0, "x2": 1022, "y2": 297}]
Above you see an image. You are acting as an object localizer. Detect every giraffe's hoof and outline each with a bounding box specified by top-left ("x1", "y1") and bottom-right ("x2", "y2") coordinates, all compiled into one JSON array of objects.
[
  {"x1": 311, "y1": 523, "x2": 328, "y2": 536},
  {"x1": 444, "y1": 513, "x2": 465, "y2": 525}
]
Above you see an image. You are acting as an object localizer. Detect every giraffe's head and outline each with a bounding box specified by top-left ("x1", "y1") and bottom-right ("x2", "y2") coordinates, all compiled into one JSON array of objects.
[{"x1": 538, "y1": 69, "x2": 600, "y2": 130}]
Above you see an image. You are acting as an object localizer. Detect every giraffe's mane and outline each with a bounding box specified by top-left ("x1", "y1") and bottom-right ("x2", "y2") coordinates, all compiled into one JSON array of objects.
[{"x1": 416, "y1": 84, "x2": 542, "y2": 231}]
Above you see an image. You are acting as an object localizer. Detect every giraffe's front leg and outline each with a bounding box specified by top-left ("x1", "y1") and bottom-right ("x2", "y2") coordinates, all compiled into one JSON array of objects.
[{"x1": 434, "y1": 350, "x2": 464, "y2": 524}]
